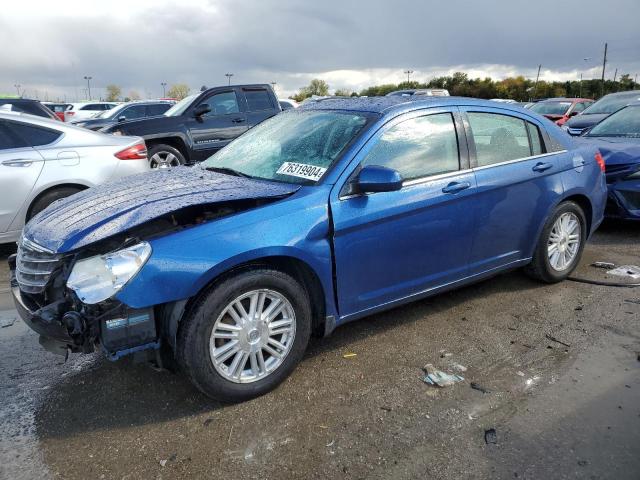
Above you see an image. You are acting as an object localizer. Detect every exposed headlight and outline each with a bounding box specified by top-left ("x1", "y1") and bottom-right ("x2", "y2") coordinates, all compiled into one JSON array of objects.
[{"x1": 67, "y1": 242, "x2": 151, "y2": 304}]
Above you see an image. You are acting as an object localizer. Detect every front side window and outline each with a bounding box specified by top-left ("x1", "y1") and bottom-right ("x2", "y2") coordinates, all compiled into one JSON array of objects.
[
  {"x1": 467, "y1": 112, "x2": 533, "y2": 166},
  {"x1": 244, "y1": 89, "x2": 274, "y2": 111},
  {"x1": 199, "y1": 91, "x2": 239, "y2": 116},
  {"x1": 120, "y1": 105, "x2": 146, "y2": 120},
  {"x1": 7, "y1": 121, "x2": 62, "y2": 147},
  {"x1": 202, "y1": 110, "x2": 369, "y2": 185},
  {"x1": 361, "y1": 113, "x2": 460, "y2": 180},
  {"x1": 586, "y1": 106, "x2": 640, "y2": 137}
]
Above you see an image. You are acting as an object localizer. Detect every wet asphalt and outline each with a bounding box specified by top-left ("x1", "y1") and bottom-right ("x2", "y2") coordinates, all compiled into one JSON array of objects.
[{"x1": 0, "y1": 221, "x2": 638, "y2": 480}]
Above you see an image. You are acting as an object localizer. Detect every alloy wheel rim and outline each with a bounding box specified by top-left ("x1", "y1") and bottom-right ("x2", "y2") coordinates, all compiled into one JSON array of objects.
[
  {"x1": 149, "y1": 151, "x2": 180, "y2": 169},
  {"x1": 209, "y1": 289, "x2": 296, "y2": 384},
  {"x1": 547, "y1": 212, "x2": 580, "y2": 271}
]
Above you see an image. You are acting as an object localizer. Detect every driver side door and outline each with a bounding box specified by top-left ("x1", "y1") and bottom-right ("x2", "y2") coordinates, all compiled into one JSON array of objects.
[
  {"x1": 187, "y1": 90, "x2": 248, "y2": 161},
  {"x1": 330, "y1": 109, "x2": 477, "y2": 320}
]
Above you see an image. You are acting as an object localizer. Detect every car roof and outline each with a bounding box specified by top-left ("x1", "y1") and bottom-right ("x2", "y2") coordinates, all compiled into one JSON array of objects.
[
  {"x1": 603, "y1": 90, "x2": 640, "y2": 98},
  {"x1": 0, "y1": 110, "x2": 71, "y2": 126},
  {"x1": 0, "y1": 98, "x2": 41, "y2": 104},
  {"x1": 298, "y1": 96, "x2": 530, "y2": 115},
  {"x1": 536, "y1": 97, "x2": 591, "y2": 102}
]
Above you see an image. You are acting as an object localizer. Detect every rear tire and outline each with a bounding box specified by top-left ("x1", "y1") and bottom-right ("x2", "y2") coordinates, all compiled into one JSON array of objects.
[
  {"x1": 148, "y1": 144, "x2": 185, "y2": 169},
  {"x1": 177, "y1": 269, "x2": 311, "y2": 402},
  {"x1": 28, "y1": 187, "x2": 83, "y2": 220},
  {"x1": 525, "y1": 201, "x2": 586, "y2": 283}
]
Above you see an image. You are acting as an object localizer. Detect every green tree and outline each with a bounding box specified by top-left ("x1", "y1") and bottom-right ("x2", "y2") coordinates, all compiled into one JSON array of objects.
[
  {"x1": 292, "y1": 79, "x2": 330, "y2": 102},
  {"x1": 105, "y1": 84, "x2": 121, "y2": 101},
  {"x1": 167, "y1": 83, "x2": 191, "y2": 100},
  {"x1": 334, "y1": 88, "x2": 352, "y2": 97}
]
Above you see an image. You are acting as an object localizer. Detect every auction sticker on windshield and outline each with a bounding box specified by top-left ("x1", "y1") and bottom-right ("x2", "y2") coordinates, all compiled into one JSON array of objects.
[{"x1": 277, "y1": 162, "x2": 327, "y2": 181}]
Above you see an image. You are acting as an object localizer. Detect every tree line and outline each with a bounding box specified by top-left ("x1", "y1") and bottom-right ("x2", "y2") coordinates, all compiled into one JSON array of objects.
[{"x1": 291, "y1": 72, "x2": 639, "y2": 102}]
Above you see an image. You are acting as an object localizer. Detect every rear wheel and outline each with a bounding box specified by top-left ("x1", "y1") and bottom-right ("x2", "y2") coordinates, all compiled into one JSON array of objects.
[
  {"x1": 177, "y1": 269, "x2": 311, "y2": 402},
  {"x1": 525, "y1": 201, "x2": 586, "y2": 283},
  {"x1": 148, "y1": 144, "x2": 185, "y2": 169},
  {"x1": 28, "y1": 187, "x2": 83, "y2": 220}
]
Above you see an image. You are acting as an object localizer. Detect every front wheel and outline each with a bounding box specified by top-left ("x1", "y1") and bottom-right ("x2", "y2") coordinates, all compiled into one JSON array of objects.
[
  {"x1": 525, "y1": 201, "x2": 587, "y2": 283},
  {"x1": 177, "y1": 269, "x2": 311, "y2": 402}
]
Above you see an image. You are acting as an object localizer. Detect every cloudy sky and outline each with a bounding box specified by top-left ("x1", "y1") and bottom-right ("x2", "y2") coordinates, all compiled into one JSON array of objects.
[{"x1": 1, "y1": 0, "x2": 639, "y2": 101}]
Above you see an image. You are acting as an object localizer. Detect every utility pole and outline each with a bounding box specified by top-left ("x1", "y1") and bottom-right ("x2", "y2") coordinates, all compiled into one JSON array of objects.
[
  {"x1": 225, "y1": 73, "x2": 234, "y2": 86},
  {"x1": 579, "y1": 73, "x2": 583, "y2": 98},
  {"x1": 84, "y1": 76, "x2": 92, "y2": 100},
  {"x1": 403, "y1": 70, "x2": 414, "y2": 84},
  {"x1": 14, "y1": 83, "x2": 21, "y2": 97},
  {"x1": 613, "y1": 68, "x2": 618, "y2": 92},
  {"x1": 600, "y1": 42, "x2": 607, "y2": 97},
  {"x1": 161, "y1": 82, "x2": 167, "y2": 97},
  {"x1": 532, "y1": 64, "x2": 542, "y2": 100}
]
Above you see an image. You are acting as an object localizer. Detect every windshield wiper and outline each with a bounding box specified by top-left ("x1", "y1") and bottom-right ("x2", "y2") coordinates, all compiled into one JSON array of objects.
[{"x1": 204, "y1": 166, "x2": 253, "y2": 178}]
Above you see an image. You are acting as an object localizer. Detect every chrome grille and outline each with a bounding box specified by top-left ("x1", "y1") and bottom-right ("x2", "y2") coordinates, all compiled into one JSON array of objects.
[{"x1": 16, "y1": 237, "x2": 62, "y2": 294}]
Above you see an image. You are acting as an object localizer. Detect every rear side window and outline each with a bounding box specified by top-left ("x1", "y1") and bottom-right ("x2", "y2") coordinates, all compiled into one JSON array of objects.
[
  {"x1": 0, "y1": 121, "x2": 28, "y2": 150},
  {"x1": 527, "y1": 122, "x2": 544, "y2": 156},
  {"x1": 362, "y1": 113, "x2": 460, "y2": 180},
  {"x1": 147, "y1": 104, "x2": 171, "y2": 116},
  {"x1": 467, "y1": 112, "x2": 534, "y2": 167},
  {"x1": 7, "y1": 121, "x2": 62, "y2": 147},
  {"x1": 244, "y1": 89, "x2": 274, "y2": 111}
]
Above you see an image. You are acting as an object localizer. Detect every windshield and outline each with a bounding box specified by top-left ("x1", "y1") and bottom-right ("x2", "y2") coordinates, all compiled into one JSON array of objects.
[
  {"x1": 586, "y1": 105, "x2": 640, "y2": 137},
  {"x1": 201, "y1": 110, "x2": 370, "y2": 184},
  {"x1": 95, "y1": 103, "x2": 126, "y2": 119},
  {"x1": 530, "y1": 101, "x2": 572, "y2": 115},
  {"x1": 582, "y1": 93, "x2": 640, "y2": 115},
  {"x1": 163, "y1": 94, "x2": 198, "y2": 116}
]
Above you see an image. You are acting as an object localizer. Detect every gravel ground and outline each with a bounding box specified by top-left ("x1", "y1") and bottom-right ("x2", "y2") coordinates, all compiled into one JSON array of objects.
[{"x1": 0, "y1": 220, "x2": 638, "y2": 480}]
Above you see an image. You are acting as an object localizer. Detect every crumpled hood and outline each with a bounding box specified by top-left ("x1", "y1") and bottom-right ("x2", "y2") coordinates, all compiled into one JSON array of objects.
[
  {"x1": 24, "y1": 166, "x2": 300, "y2": 253},
  {"x1": 577, "y1": 137, "x2": 640, "y2": 182}
]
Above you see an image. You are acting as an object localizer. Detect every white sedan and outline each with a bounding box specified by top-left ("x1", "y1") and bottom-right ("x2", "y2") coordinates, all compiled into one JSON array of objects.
[{"x1": 0, "y1": 110, "x2": 149, "y2": 244}]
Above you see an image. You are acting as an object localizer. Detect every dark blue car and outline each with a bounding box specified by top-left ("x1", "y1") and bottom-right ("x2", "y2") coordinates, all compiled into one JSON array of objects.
[
  {"x1": 580, "y1": 102, "x2": 640, "y2": 220},
  {"x1": 10, "y1": 97, "x2": 607, "y2": 401}
]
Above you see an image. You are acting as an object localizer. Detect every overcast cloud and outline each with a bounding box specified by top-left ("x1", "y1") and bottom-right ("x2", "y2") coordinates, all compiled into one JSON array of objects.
[{"x1": 1, "y1": 0, "x2": 639, "y2": 100}]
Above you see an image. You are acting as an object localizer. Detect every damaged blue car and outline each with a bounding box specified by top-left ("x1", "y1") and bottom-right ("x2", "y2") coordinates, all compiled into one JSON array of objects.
[
  {"x1": 10, "y1": 97, "x2": 607, "y2": 402},
  {"x1": 581, "y1": 102, "x2": 640, "y2": 220}
]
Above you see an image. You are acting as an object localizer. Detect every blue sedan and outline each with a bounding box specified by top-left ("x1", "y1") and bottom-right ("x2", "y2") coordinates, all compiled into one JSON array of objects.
[{"x1": 10, "y1": 97, "x2": 607, "y2": 401}]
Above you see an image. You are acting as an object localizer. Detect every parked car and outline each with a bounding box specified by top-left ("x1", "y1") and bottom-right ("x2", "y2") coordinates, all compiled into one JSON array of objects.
[
  {"x1": 529, "y1": 98, "x2": 594, "y2": 126},
  {"x1": 579, "y1": 102, "x2": 640, "y2": 220},
  {"x1": 64, "y1": 102, "x2": 119, "y2": 122},
  {"x1": 386, "y1": 89, "x2": 450, "y2": 97},
  {"x1": 71, "y1": 101, "x2": 174, "y2": 131},
  {"x1": 563, "y1": 90, "x2": 640, "y2": 136},
  {"x1": 0, "y1": 98, "x2": 59, "y2": 120},
  {"x1": 0, "y1": 110, "x2": 149, "y2": 244},
  {"x1": 42, "y1": 102, "x2": 71, "y2": 121},
  {"x1": 100, "y1": 84, "x2": 281, "y2": 168},
  {"x1": 278, "y1": 98, "x2": 299, "y2": 110},
  {"x1": 490, "y1": 99, "x2": 519, "y2": 104},
  {"x1": 10, "y1": 97, "x2": 606, "y2": 402}
]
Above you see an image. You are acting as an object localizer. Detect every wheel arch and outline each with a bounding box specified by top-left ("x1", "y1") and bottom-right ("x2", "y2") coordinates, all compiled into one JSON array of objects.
[
  {"x1": 26, "y1": 183, "x2": 89, "y2": 220},
  {"x1": 145, "y1": 136, "x2": 189, "y2": 160}
]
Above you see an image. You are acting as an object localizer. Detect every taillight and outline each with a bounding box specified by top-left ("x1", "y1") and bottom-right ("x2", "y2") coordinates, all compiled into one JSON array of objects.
[
  {"x1": 115, "y1": 142, "x2": 147, "y2": 160},
  {"x1": 595, "y1": 151, "x2": 606, "y2": 172}
]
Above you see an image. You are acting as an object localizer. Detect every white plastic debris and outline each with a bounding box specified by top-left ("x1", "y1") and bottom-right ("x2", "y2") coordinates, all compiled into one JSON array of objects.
[
  {"x1": 607, "y1": 265, "x2": 640, "y2": 280},
  {"x1": 422, "y1": 364, "x2": 464, "y2": 387}
]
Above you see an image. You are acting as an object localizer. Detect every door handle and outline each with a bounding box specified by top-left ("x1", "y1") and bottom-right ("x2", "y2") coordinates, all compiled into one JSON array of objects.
[
  {"x1": 231, "y1": 118, "x2": 246, "y2": 123},
  {"x1": 2, "y1": 159, "x2": 35, "y2": 167},
  {"x1": 532, "y1": 162, "x2": 553, "y2": 172},
  {"x1": 442, "y1": 181, "x2": 471, "y2": 194}
]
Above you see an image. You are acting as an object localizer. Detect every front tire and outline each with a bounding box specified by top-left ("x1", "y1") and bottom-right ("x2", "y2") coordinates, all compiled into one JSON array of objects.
[
  {"x1": 148, "y1": 144, "x2": 185, "y2": 169},
  {"x1": 28, "y1": 187, "x2": 83, "y2": 220},
  {"x1": 525, "y1": 201, "x2": 587, "y2": 283},
  {"x1": 177, "y1": 269, "x2": 311, "y2": 402}
]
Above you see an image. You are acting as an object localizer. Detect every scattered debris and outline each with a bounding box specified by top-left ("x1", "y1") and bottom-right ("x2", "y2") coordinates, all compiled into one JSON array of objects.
[
  {"x1": 470, "y1": 382, "x2": 490, "y2": 394},
  {"x1": 592, "y1": 261, "x2": 616, "y2": 269},
  {"x1": 525, "y1": 375, "x2": 541, "y2": 388},
  {"x1": 203, "y1": 418, "x2": 214, "y2": 427},
  {"x1": 624, "y1": 299, "x2": 640, "y2": 305},
  {"x1": 484, "y1": 428, "x2": 497, "y2": 445},
  {"x1": 451, "y1": 363, "x2": 467, "y2": 372},
  {"x1": 607, "y1": 265, "x2": 640, "y2": 280},
  {"x1": 507, "y1": 326, "x2": 517, "y2": 331},
  {"x1": 342, "y1": 353, "x2": 357, "y2": 359},
  {"x1": 0, "y1": 315, "x2": 16, "y2": 328},
  {"x1": 545, "y1": 334, "x2": 571, "y2": 348},
  {"x1": 577, "y1": 460, "x2": 588, "y2": 467},
  {"x1": 574, "y1": 305, "x2": 583, "y2": 311},
  {"x1": 422, "y1": 364, "x2": 464, "y2": 387},
  {"x1": 326, "y1": 440, "x2": 335, "y2": 447},
  {"x1": 380, "y1": 406, "x2": 392, "y2": 412},
  {"x1": 439, "y1": 350, "x2": 453, "y2": 358},
  {"x1": 159, "y1": 459, "x2": 167, "y2": 467},
  {"x1": 516, "y1": 371, "x2": 525, "y2": 377}
]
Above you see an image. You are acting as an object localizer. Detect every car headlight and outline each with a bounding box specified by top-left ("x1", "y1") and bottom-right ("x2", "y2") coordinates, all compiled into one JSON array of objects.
[{"x1": 67, "y1": 242, "x2": 151, "y2": 304}]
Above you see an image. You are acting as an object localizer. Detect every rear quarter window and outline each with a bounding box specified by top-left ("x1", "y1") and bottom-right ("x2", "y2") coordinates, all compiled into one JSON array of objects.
[{"x1": 7, "y1": 121, "x2": 62, "y2": 147}]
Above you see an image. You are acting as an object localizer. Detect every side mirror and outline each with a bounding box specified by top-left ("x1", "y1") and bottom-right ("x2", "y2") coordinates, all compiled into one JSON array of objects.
[
  {"x1": 356, "y1": 165, "x2": 403, "y2": 193},
  {"x1": 117, "y1": 115, "x2": 127, "y2": 122},
  {"x1": 193, "y1": 103, "x2": 211, "y2": 117}
]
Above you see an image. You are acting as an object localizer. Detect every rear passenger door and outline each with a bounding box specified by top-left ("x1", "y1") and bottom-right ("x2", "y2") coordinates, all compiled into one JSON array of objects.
[
  {"x1": 241, "y1": 87, "x2": 279, "y2": 129},
  {"x1": 460, "y1": 107, "x2": 567, "y2": 274},
  {"x1": 330, "y1": 109, "x2": 477, "y2": 318}
]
